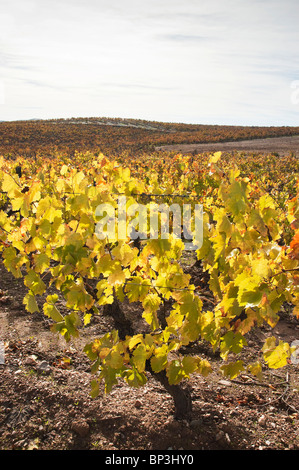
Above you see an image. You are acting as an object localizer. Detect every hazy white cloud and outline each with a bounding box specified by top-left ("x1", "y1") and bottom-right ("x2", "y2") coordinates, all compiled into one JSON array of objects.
[{"x1": 0, "y1": 0, "x2": 298, "y2": 124}]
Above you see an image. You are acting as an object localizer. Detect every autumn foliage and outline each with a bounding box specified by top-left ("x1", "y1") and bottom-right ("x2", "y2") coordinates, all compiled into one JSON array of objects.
[{"x1": 0, "y1": 121, "x2": 298, "y2": 417}]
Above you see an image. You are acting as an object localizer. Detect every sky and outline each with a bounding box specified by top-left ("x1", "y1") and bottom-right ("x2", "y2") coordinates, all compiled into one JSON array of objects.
[{"x1": 0, "y1": 0, "x2": 299, "y2": 126}]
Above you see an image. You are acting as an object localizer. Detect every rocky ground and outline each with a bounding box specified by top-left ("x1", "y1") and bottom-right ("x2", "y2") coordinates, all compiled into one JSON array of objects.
[{"x1": 0, "y1": 259, "x2": 299, "y2": 451}]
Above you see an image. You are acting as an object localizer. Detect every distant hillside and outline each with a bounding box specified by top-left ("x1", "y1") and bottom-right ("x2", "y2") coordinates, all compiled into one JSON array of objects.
[{"x1": 0, "y1": 117, "x2": 299, "y2": 158}]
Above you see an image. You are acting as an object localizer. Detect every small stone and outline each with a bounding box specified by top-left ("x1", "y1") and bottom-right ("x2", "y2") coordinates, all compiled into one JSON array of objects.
[
  {"x1": 190, "y1": 419, "x2": 203, "y2": 429},
  {"x1": 134, "y1": 400, "x2": 142, "y2": 409},
  {"x1": 24, "y1": 355, "x2": 38, "y2": 366},
  {"x1": 218, "y1": 380, "x2": 232, "y2": 387},
  {"x1": 71, "y1": 419, "x2": 90, "y2": 437},
  {"x1": 258, "y1": 415, "x2": 267, "y2": 427},
  {"x1": 37, "y1": 361, "x2": 51, "y2": 375},
  {"x1": 215, "y1": 430, "x2": 225, "y2": 441}
]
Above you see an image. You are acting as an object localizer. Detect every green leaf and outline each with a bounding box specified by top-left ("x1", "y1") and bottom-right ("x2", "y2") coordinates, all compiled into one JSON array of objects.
[
  {"x1": 224, "y1": 180, "x2": 248, "y2": 216},
  {"x1": 132, "y1": 343, "x2": 147, "y2": 373},
  {"x1": 166, "y1": 360, "x2": 184, "y2": 385},
  {"x1": 181, "y1": 356, "x2": 198, "y2": 375},
  {"x1": 209, "y1": 269, "x2": 222, "y2": 299},
  {"x1": 51, "y1": 312, "x2": 81, "y2": 342},
  {"x1": 90, "y1": 379, "x2": 100, "y2": 398},
  {"x1": 23, "y1": 291, "x2": 39, "y2": 313},
  {"x1": 43, "y1": 301, "x2": 64, "y2": 322},
  {"x1": 33, "y1": 253, "x2": 50, "y2": 274},
  {"x1": 165, "y1": 356, "x2": 212, "y2": 385},
  {"x1": 123, "y1": 368, "x2": 147, "y2": 388},
  {"x1": 220, "y1": 331, "x2": 247, "y2": 359},
  {"x1": 66, "y1": 285, "x2": 94, "y2": 312},
  {"x1": 150, "y1": 344, "x2": 169, "y2": 373},
  {"x1": 175, "y1": 292, "x2": 203, "y2": 344},
  {"x1": 125, "y1": 277, "x2": 151, "y2": 302},
  {"x1": 100, "y1": 365, "x2": 119, "y2": 394},
  {"x1": 142, "y1": 293, "x2": 161, "y2": 330},
  {"x1": 24, "y1": 270, "x2": 46, "y2": 296},
  {"x1": 220, "y1": 360, "x2": 245, "y2": 379},
  {"x1": 2, "y1": 246, "x2": 22, "y2": 278},
  {"x1": 84, "y1": 341, "x2": 99, "y2": 362},
  {"x1": 109, "y1": 350, "x2": 124, "y2": 370}
]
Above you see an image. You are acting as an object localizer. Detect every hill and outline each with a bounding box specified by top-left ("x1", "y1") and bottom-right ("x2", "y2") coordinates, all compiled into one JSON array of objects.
[{"x1": 0, "y1": 117, "x2": 299, "y2": 158}]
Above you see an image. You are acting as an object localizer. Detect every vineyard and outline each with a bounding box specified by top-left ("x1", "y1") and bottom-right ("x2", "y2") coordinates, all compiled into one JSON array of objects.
[
  {"x1": 0, "y1": 118, "x2": 298, "y2": 450},
  {"x1": 1, "y1": 117, "x2": 299, "y2": 158}
]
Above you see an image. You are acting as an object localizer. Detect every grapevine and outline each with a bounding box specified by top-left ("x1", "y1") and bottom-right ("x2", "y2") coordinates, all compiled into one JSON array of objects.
[{"x1": 0, "y1": 150, "x2": 298, "y2": 419}]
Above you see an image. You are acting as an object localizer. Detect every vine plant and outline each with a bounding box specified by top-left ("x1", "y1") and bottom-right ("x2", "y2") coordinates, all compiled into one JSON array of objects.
[{"x1": 0, "y1": 152, "x2": 298, "y2": 419}]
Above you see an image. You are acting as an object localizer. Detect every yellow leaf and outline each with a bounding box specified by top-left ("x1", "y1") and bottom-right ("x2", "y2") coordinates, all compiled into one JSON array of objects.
[
  {"x1": 108, "y1": 267, "x2": 127, "y2": 286},
  {"x1": 128, "y1": 334, "x2": 144, "y2": 351},
  {"x1": 251, "y1": 258, "x2": 270, "y2": 279},
  {"x1": 248, "y1": 361, "x2": 263, "y2": 381},
  {"x1": 1, "y1": 173, "x2": 19, "y2": 195},
  {"x1": 196, "y1": 358, "x2": 213, "y2": 376},
  {"x1": 84, "y1": 313, "x2": 92, "y2": 326},
  {"x1": 262, "y1": 337, "x2": 292, "y2": 369},
  {"x1": 209, "y1": 151, "x2": 222, "y2": 164}
]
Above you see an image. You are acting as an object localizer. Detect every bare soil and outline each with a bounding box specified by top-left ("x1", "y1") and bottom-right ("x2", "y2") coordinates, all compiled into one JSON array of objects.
[
  {"x1": 0, "y1": 259, "x2": 299, "y2": 451},
  {"x1": 155, "y1": 135, "x2": 299, "y2": 155}
]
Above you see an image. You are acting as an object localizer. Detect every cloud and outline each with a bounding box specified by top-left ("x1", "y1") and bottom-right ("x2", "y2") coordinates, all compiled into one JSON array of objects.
[
  {"x1": 156, "y1": 34, "x2": 208, "y2": 44},
  {"x1": 100, "y1": 82, "x2": 177, "y2": 91},
  {"x1": 0, "y1": 51, "x2": 36, "y2": 70},
  {"x1": 19, "y1": 79, "x2": 67, "y2": 92}
]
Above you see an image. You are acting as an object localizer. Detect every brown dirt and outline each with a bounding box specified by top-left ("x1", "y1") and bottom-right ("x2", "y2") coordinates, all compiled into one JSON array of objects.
[
  {"x1": 0, "y1": 259, "x2": 299, "y2": 451},
  {"x1": 155, "y1": 135, "x2": 299, "y2": 155}
]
